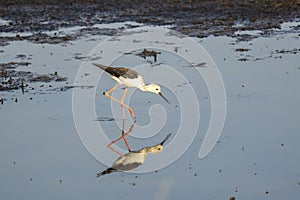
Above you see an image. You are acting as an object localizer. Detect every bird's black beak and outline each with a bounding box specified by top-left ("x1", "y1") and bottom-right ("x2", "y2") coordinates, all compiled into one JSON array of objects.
[
  {"x1": 160, "y1": 133, "x2": 171, "y2": 145},
  {"x1": 159, "y1": 92, "x2": 170, "y2": 104}
]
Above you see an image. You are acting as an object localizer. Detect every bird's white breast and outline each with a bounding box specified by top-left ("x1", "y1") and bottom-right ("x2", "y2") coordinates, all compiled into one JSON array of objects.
[
  {"x1": 113, "y1": 152, "x2": 146, "y2": 167},
  {"x1": 119, "y1": 75, "x2": 144, "y2": 88}
]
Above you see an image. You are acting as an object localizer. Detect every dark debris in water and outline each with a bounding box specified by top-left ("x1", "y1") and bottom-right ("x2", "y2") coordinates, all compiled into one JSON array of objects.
[
  {"x1": 1, "y1": 62, "x2": 31, "y2": 69},
  {"x1": 0, "y1": 34, "x2": 76, "y2": 46},
  {"x1": 183, "y1": 62, "x2": 206, "y2": 68},
  {"x1": 237, "y1": 58, "x2": 249, "y2": 62},
  {"x1": 72, "y1": 53, "x2": 102, "y2": 61},
  {"x1": 0, "y1": 62, "x2": 68, "y2": 92},
  {"x1": 137, "y1": 49, "x2": 160, "y2": 62},
  {"x1": 274, "y1": 48, "x2": 300, "y2": 54},
  {"x1": 241, "y1": 47, "x2": 300, "y2": 62},
  {"x1": 235, "y1": 48, "x2": 251, "y2": 52},
  {"x1": 15, "y1": 54, "x2": 27, "y2": 59},
  {"x1": 0, "y1": 98, "x2": 6, "y2": 104},
  {"x1": 30, "y1": 73, "x2": 67, "y2": 83},
  {"x1": 0, "y1": 0, "x2": 299, "y2": 45},
  {"x1": 48, "y1": 85, "x2": 94, "y2": 92},
  {"x1": 94, "y1": 117, "x2": 115, "y2": 122}
]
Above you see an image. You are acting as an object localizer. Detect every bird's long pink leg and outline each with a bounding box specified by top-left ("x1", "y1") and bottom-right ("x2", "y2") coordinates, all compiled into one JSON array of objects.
[
  {"x1": 121, "y1": 87, "x2": 128, "y2": 119},
  {"x1": 104, "y1": 84, "x2": 135, "y2": 118}
]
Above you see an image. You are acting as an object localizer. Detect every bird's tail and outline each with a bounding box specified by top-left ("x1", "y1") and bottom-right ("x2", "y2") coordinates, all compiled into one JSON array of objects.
[
  {"x1": 97, "y1": 168, "x2": 117, "y2": 177},
  {"x1": 92, "y1": 63, "x2": 108, "y2": 71}
]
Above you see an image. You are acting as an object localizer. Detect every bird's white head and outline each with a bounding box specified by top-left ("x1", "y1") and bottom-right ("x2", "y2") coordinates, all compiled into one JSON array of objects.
[
  {"x1": 144, "y1": 133, "x2": 171, "y2": 154},
  {"x1": 141, "y1": 84, "x2": 170, "y2": 104},
  {"x1": 142, "y1": 83, "x2": 161, "y2": 94},
  {"x1": 145, "y1": 144, "x2": 163, "y2": 154}
]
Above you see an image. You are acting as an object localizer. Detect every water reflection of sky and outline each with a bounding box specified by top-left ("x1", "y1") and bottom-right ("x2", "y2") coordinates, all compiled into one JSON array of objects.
[{"x1": 1, "y1": 21, "x2": 300, "y2": 199}]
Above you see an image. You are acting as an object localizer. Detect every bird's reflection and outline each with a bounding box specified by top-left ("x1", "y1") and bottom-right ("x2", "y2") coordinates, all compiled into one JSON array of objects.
[{"x1": 98, "y1": 116, "x2": 171, "y2": 177}]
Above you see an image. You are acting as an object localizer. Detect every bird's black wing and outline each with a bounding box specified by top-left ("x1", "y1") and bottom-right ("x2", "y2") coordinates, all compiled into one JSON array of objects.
[
  {"x1": 106, "y1": 67, "x2": 139, "y2": 79},
  {"x1": 93, "y1": 63, "x2": 139, "y2": 79},
  {"x1": 97, "y1": 167, "x2": 117, "y2": 177}
]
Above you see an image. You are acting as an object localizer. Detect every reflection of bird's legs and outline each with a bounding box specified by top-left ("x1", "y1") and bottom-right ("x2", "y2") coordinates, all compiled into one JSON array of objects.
[
  {"x1": 121, "y1": 118, "x2": 131, "y2": 152},
  {"x1": 107, "y1": 121, "x2": 135, "y2": 155},
  {"x1": 107, "y1": 142, "x2": 122, "y2": 157},
  {"x1": 118, "y1": 87, "x2": 131, "y2": 151},
  {"x1": 104, "y1": 84, "x2": 135, "y2": 118}
]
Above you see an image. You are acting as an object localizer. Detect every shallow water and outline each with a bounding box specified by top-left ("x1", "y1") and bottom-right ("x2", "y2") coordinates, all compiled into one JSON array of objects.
[{"x1": 1, "y1": 21, "x2": 300, "y2": 200}]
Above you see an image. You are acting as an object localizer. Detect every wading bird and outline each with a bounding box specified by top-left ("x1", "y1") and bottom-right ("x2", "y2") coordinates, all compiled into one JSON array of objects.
[
  {"x1": 97, "y1": 133, "x2": 171, "y2": 177},
  {"x1": 93, "y1": 63, "x2": 170, "y2": 118}
]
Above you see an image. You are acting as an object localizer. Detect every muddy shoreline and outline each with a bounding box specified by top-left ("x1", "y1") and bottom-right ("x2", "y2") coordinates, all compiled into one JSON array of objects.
[
  {"x1": 0, "y1": 0, "x2": 299, "y2": 96},
  {"x1": 1, "y1": 0, "x2": 299, "y2": 43}
]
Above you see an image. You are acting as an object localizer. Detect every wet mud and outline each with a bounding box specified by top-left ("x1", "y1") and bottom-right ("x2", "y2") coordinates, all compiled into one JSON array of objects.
[
  {"x1": 1, "y1": 0, "x2": 299, "y2": 44},
  {"x1": 0, "y1": 0, "x2": 299, "y2": 93}
]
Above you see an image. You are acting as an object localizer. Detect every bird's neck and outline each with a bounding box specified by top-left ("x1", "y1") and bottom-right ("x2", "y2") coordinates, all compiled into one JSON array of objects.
[
  {"x1": 139, "y1": 147, "x2": 153, "y2": 154},
  {"x1": 139, "y1": 84, "x2": 148, "y2": 92}
]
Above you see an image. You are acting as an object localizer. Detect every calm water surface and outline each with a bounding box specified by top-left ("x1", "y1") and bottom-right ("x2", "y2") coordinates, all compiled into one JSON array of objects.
[{"x1": 1, "y1": 21, "x2": 300, "y2": 199}]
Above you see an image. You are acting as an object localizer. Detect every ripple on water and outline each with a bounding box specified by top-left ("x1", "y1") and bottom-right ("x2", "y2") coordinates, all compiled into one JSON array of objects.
[
  {"x1": 94, "y1": 117, "x2": 115, "y2": 122},
  {"x1": 134, "y1": 113, "x2": 151, "y2": 126}
]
